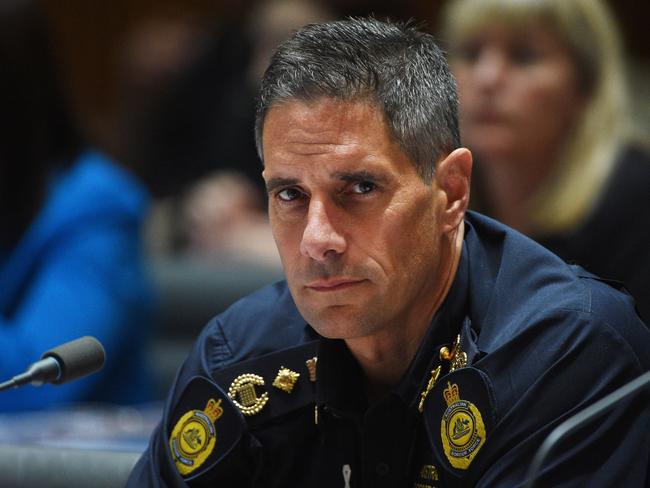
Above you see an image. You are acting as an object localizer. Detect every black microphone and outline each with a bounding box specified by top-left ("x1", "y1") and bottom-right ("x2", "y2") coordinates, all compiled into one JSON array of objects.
[
  {"x1": 0, "y1": 336, "x2": 106, "y2": 391},
  {"x1": 524, "y1": 369, "x2": 650, "y2": 488}
]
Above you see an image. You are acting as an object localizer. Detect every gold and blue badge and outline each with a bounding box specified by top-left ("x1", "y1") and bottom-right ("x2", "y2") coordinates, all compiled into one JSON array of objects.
[
  {"x1": 167, "y1": 376, "x2": 246, "y2": 480},
  {"x1": 440, "y1": 381, "x2": 486, "y2": 469},
  {"x1": 422, "y1": 367, "x2": 495, "y2": 476},
  {"x1": 170, "y1": 398, "x2": 223, "y2": 475}
]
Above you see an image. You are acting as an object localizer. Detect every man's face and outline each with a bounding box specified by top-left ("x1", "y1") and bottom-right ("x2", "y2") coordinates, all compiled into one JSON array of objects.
[{"x1": 262, "y1": 99, "x2": 449, "y2": 341}]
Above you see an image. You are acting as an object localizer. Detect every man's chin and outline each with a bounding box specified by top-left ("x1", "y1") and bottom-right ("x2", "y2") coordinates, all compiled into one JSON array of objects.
[{"x1": 301, "y1": 305, "x2": 375, "y2": 340}]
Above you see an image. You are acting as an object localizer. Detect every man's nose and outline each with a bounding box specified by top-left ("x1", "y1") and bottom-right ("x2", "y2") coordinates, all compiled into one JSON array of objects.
[{"x1": 300, "y1": 199, "x2": 346, "y2": 261}]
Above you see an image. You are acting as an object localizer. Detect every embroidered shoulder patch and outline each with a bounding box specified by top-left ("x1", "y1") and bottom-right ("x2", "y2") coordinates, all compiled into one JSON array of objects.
[
  {"x1": 422, "y1": 367, "x2": 496, "y2": 474},
  {"x1": 440, "y1": 381, "x2": 486, "y2": 469},
  {"x1": 167, "y1": 376, "x2": 246, "y2": 479},
  {"x1": 170, "y1": 398, "x2": 223, "y2": 475}
]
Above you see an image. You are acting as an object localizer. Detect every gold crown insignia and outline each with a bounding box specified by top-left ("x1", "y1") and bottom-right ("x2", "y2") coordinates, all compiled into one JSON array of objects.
[
  {"x1": 443, "y1": 382, "x2": 460, "y2": 406},
  {"x1": 204, "y1": 398, "x2": 224, "y2": 422}
]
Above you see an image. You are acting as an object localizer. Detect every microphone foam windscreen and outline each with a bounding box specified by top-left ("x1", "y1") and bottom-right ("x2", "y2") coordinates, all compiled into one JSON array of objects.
[{"x1": 42, "y1": 336, "x2": 106, "y2": 384}]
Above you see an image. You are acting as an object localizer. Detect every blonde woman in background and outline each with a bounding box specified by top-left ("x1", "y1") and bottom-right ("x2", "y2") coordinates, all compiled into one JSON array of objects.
[{"x1": 442, "y1": 0, "x2": 650, "y2": 322}]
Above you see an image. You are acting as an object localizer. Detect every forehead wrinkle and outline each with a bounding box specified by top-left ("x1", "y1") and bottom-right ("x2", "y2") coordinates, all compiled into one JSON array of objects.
[
  {"x1": 279, "y1": 98, "x2": 383, "y2": 146},
  {"x1": 281, "y1": 140, "x2": 366, "y2": 159},
  {"x1": 264, "y1": 99, "x2": 405, "y2": 175}
]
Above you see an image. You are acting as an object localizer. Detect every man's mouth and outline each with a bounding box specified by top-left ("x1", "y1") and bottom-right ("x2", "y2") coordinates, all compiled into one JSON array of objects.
[{"x1": 305, "y1": 278, "x2": 365, "y2": 292}]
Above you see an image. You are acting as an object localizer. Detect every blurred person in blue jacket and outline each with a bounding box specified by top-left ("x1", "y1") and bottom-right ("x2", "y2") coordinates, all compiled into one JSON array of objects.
[{"x1": 0, "y1": 0, "x2": 154, "y2": 411}]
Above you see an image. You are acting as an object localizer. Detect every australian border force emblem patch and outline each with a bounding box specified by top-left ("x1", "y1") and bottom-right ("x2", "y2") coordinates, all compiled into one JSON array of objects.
[
  {"x1": 440, "y1": 382, "x2": 486, "y2": 469},
  {"x1": 170, "y1": 398, "x2": 224, "y2": 475},
  {"x1": 422, "y1": 367, "x2": 495, "y2": 476},
  {"x1": 167, "y1": 376, "x2": 246, "y2": 480}
]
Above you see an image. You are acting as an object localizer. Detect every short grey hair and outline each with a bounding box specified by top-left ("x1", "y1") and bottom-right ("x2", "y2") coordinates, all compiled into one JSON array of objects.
[{"x1": 254, "y1": 17, "x2": 460, "y2": 182}]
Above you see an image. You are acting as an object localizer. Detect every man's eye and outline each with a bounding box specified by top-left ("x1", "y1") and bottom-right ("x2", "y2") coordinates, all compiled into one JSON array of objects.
[
  {"x1": 351, "y1": 181, "x2": 376, "y2": 194},
  {"x1": 277, "y1": 188, "x2": 303, "y2": 202}
]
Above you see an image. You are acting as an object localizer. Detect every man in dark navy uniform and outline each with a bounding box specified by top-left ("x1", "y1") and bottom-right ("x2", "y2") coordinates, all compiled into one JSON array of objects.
[{"x1": 128, "y1": 18, "x2": 650, "y2": 487}]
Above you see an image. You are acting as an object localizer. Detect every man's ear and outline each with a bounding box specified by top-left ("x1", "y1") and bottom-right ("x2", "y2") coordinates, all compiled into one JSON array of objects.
[{"x1": 435, "y1": 148, "x2": 472, "y2": 233}]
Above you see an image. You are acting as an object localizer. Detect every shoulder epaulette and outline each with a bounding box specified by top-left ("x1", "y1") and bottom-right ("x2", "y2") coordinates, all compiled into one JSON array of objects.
[{"x1": 166, "y1": 340, "x2": 320, "y2": 480}]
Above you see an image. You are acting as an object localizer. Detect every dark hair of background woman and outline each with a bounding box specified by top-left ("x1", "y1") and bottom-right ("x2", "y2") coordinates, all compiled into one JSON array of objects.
[{"x1": 0, "y1": 0, "x2": 82, "y2": 250}]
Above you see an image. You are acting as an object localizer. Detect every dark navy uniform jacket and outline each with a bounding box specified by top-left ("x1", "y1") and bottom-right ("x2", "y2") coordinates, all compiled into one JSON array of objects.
[{"x1": 128, "y1": 211, "x2": 650, "y2": 487}]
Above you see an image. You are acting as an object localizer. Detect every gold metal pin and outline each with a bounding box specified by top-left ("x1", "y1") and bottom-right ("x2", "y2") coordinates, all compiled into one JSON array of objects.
[
  {"x1": 228, "y1": 373, "x2": 269, "y2": 416},
  {"x1": 306, "y1": 357, "x2": 318, "y2": 382},
  {"x1": 418, "y1": 365, "x2": 441, "y2": 413},
  {"x1": 273, "y1": 366, "x2": 300, "y2": 393},
  {"x1": 440, "y1": 334, "x2": 467, "y2": 371}
]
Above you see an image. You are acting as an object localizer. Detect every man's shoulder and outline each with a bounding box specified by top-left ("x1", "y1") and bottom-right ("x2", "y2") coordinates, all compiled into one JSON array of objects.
[
  {"x1": 465, "y1": 211, "x2": 649, "y2": 351},
  {"x1": 576, "y1": 271, "x2": 650, "y2": 362},
  {"x1": 465, "y1": 211, "x2": 590, "y2": 318},
  {"x1": 168, "y1": 281, "x2": 317, "y2": 451},
  {"x1": 460, "y1": 216, "x2": 649, "y2": 459},
  {"x1": 196, "y1": 280, "x2": 313, "y2": 370}
]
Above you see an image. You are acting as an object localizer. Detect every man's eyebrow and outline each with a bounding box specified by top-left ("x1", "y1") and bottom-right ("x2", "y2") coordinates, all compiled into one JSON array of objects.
[
  {"x1": 265, "y1": 177, "x2": 299, "y2": 194},
  {"x1": 333, "y1": 170, "x2": 389, "y2": 184}
]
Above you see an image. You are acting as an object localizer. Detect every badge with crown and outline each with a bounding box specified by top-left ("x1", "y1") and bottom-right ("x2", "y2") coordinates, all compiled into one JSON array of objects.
[
  {"x1": 170, "y1": 398, "x2": 224, "y2": 475},
  {"x1": 440, "y1": 381, "x2": 487, "y2": 470}
]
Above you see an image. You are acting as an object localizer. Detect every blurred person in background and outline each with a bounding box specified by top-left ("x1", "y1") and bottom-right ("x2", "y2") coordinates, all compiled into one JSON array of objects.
[
  {"x1": 0, "y1": 0, "x2": 154, "y2": 411},
  {"x1": 114, "y1": 0, "x2": 332, "y2": 262},
  {"x1": 175, "y1": 0, "x2": 333, "y2": 266},
  {"x1": 441, "y1": 0, "x2": 650, "y2": 322},
  {"x1": 181, "y1": 171, "x2": 280, "y2": 265}
]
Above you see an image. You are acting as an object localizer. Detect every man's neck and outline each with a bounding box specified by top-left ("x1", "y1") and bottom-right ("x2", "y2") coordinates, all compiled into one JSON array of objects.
[{"x1": 344, "y1": 223, "x2": 465, "y2": 402}]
